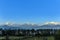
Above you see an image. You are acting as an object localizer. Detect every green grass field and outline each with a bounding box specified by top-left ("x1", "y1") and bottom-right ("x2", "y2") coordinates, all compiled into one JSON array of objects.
[{"x1": 0, "y1": 36, "x2": 54, "y2": 40}]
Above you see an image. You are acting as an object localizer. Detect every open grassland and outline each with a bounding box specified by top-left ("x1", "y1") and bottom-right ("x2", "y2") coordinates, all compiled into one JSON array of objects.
[{"x1": 0, "y1": 36, "x2": 54, "y2": 40}]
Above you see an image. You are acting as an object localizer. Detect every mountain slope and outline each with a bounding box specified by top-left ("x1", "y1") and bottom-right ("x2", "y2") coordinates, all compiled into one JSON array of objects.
[{"x1": 0, "y1": 22, "x2": 60, "y2": 30}]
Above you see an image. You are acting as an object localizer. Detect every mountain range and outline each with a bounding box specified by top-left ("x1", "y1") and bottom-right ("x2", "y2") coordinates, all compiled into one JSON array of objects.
[{"x1": 0, "y1": 22, "x2": 60, "y2": 30}]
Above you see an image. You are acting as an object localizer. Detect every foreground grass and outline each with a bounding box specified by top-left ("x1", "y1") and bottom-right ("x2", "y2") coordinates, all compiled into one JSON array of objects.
[{"x1": 0, "y1": 36, "x2": 54, "y2": 40}]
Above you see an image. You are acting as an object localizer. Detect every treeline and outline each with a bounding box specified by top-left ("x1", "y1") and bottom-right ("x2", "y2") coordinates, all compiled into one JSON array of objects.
[{"x1": 0, "y1": 28, "x2": 60, "y2": 36}]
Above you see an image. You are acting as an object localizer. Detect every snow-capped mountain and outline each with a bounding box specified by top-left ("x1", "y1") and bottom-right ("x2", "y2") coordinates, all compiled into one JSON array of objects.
[
  {"x1": 38, "y1": 22, "x2": 60, "y2": 29},
  {"x1": 0, "y1": 22, "x2": 60, "y2": 30},
  {"x1": 0, "y1": 22, "x2": 39, "y2": 30}
]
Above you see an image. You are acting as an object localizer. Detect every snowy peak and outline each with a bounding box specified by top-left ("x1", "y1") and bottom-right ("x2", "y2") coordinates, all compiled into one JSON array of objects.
[
  {"x1": 0, "y1": 22, "x2": 60, "y2": 30},
  {"x1": 5, "y1": 22, "x2": 15, "y2": 26},
  {"x1": 44, "y1": 22, "x2": 60, "y2": 25},
  {"x1": 1, "y1": 22, "x2": 60, "y2": 26}
]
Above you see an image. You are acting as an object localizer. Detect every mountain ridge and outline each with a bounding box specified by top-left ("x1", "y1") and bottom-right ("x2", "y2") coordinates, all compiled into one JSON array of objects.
[{"x1": 0, "y1": 22, "x2": 60, "y2": 30}]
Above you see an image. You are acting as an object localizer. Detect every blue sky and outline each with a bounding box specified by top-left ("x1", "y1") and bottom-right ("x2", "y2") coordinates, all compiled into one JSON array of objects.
[{"x1": 0, "y1": 0, "x2": 60, "y2": 24}]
